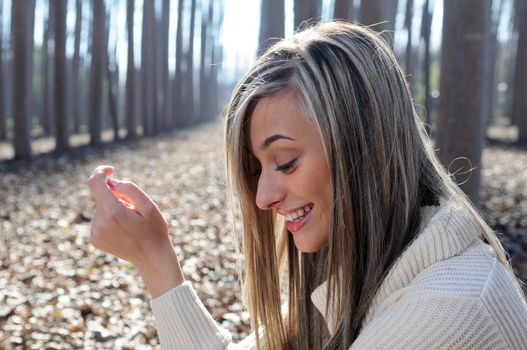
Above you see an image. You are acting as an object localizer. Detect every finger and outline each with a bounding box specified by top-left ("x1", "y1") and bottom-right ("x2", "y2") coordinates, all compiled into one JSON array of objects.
[
  {"x1": 107, "y1": 178, "x2": 160, "y2": 218},
  {"x1": 87, "y1": 165, "x2": 122, "y2": 211},
  {"x1": 108, "y1": 186, "x2": 137, "y2": 211}
]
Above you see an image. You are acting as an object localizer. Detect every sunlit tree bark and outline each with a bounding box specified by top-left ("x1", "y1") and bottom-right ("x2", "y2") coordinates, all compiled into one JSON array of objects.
[{"x1": 436, "y1": 0, "x2": 491, "y2": 207}]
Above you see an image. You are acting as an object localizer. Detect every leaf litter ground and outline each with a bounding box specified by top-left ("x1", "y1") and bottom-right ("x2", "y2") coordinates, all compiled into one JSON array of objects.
[{"x1": 0, "y1": 122, "x2": 526, "y2": 349}]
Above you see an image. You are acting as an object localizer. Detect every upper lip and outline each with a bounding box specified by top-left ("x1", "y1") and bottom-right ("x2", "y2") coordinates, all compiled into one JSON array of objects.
[{"x1": 277, "y1": 204, "x2": 313, "y2": 216}]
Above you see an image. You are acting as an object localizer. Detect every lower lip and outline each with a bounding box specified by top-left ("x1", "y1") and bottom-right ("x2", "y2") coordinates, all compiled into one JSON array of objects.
[{"x1": 286, "y1": 208, "x2": 313, "y2": 232}]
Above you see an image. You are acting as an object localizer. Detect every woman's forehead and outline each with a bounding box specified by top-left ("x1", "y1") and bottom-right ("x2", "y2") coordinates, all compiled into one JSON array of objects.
[{"x1": 246, "y1": 92, "x2": 311, "y2": 152}]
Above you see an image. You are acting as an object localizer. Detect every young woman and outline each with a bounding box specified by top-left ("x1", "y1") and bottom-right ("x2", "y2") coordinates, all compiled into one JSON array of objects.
[{"x1": 88, "y1": 22, "x2": 527, "y2": 349}]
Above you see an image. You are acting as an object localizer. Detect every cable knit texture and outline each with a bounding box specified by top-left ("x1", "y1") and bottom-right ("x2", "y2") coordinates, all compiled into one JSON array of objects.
[{"x1": 150, "y1": 201, "x2": 527, "y2": 349}]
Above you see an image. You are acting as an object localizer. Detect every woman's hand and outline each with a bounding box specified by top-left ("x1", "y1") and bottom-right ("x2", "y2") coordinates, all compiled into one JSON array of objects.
[{"x1": 87, "y1": 165, "x2": 184, "y2": 297}]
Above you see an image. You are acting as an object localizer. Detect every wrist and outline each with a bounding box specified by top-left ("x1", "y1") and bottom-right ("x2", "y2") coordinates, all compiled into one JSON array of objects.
[{"x1": 136, "y1": 244, "x2": 185, "y2": 298}]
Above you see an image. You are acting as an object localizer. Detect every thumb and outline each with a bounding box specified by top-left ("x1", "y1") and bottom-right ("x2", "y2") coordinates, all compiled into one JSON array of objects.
[{"x1": 107, "y1": 178, "x2": 161, "y2": 219}]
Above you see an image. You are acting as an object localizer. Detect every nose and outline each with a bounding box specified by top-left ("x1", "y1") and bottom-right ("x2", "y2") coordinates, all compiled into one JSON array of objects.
[{"x1": 255, "y1": 172, "x2": 286, "y2": 210}]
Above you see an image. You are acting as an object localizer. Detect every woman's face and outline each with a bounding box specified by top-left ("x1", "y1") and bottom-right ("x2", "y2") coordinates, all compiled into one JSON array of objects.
[{"x1": 248, "y1": 91, "x2": 332, "y2": 253}]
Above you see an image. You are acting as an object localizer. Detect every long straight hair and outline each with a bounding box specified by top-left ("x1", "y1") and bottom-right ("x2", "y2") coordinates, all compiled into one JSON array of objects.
[{"x1": 224, "y1": 22, "x2": 526, "y2": 350}]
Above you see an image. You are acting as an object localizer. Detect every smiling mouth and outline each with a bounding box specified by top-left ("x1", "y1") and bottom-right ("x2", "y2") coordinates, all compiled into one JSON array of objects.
[{"x1": 285, "y1": 203, "x2": 314, "y2": 222}]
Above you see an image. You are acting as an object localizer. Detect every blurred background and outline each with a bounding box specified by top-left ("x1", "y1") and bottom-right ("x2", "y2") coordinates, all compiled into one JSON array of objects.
[{"x1": 0, "y1": 0, "x2": 526, "y2": 348}]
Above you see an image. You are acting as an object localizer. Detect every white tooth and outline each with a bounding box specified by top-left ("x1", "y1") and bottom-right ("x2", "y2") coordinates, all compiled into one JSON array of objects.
[
  {"x1": 296, "y1": 208, "x2": 304, "y2": 217},
  {"x1": 291, "y1": 212, "x2": 298, "y2": 220},
  {"x1": 304, "y1": 205, "x2": 311, "y2": 212},
  {"x1": 286, "y1": 214, "x2": 292, "y2": 221}
]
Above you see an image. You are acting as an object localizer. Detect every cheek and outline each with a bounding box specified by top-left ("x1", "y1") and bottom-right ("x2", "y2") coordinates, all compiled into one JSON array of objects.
[{"x1": 309, "y1": 165, "x2": 331, "y2": 205}]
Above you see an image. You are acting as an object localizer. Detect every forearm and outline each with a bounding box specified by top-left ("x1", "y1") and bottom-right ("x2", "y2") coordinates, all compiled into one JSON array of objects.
[{"x1": 136, "y1": 244, "x2": 185, "y2": 298}]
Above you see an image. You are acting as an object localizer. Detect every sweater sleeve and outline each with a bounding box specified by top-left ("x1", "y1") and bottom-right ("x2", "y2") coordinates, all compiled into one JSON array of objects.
[
  {"x1": 150, "y1": 281, "x2": 256, "y2": 350},
  {"x1": 349, "y1": 293, "x2": 511, "y2": 350}
]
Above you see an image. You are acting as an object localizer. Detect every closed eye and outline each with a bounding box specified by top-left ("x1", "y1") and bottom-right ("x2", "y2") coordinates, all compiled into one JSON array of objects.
[{"x1": 276, "y1": 158, "x2": 297, "y2": 173}]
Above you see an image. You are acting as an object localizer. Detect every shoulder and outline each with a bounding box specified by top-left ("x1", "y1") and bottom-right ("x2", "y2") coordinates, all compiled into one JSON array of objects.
[
  {"x1": 352, "y1": 291, "x2": 508, "y2": 349},
  {"x1": 409, "y1": 240, "x2": 497, "y2": 297},
  {"x1": 410, "y1": 240, "x2": 527, "y2": 313},
  {"x1": 354, "y1": 241, "x2": 527, "y2": 350}
]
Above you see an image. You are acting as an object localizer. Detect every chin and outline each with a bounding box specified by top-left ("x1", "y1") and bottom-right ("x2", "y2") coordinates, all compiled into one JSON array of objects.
[{"x1": 292, "y1": 235, "x2": 328, "y2": 253}]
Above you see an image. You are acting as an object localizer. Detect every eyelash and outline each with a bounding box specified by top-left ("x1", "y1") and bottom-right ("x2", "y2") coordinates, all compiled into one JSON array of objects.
[
  {"x1": 275, "y1": 158, "x2": 297, "y2": 173},
  {"x1": 250, "y1": 158, "x2": 297, "y2": 177}
]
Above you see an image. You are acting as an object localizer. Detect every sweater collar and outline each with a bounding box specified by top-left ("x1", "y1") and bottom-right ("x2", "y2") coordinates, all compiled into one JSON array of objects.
[{"x1": 310, "y1": 199, "x2": 484, "y2": 334}]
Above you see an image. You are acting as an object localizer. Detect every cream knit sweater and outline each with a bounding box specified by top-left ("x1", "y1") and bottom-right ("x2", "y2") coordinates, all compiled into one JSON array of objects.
[{"x1": 151, "y1": 201, "x2": 527, "y2": 349}]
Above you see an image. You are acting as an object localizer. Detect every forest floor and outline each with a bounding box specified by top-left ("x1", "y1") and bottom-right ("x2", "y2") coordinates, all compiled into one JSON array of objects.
[{"x1": 0, "y1": 121, "x2": 526, "y2": 349}]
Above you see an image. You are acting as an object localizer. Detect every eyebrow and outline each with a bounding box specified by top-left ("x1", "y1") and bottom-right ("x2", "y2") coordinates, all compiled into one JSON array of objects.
[{"x1": 260, "y1": 134, "x2": 295, "y2": 150}]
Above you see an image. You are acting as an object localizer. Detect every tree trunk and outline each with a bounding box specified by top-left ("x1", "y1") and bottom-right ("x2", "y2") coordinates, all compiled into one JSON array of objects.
[
  {"x1": 72, "y1": 0, "x2": 82, "y2": 134},
  {"x1": 89, "y1": 0, "x2": 105, "y2": 145},
  {"x1": 40, "y1": 11, "x2": 49, "y2": 135},
  {"x1": 421, "y1": 0, "x2": 433, "y2": 131},
  {"x1": 125, "y1": 0, "x2": 136, "y2": 139},
  {"x1": 404, "y1": 0, "x2": 414, "y2": 86},
  {"x1": 54, "y1": 0, "x2": 69, "y2": 151},
  {"x1": 204, "y1": 0, "x2": 216, "y2": 121},
  {"x1": 82, "y1": 7, "x2": 93, "y2": 134},
  {"x1": 41, "y1": 4, "x2": 55, "y2": 136},
  {"x1": 258, "y1": 0, "x2": 285, "y2": 56},
  {"x1": 199, "y1": 0, "x2": 208, "y2": 122},
  {"x1": 186, "y1": 0, "x2": 197, "y2": 125},
  {"x1": 210, "y1": 0, "x2": 224, "y2": 118},
  {"x1": 12, "y1": 0, "x2": 33, "y2": 159},
  {"x1": 107, "y1": 63, "x2": 119, "y2": 141},
  {"x1": 482, "y1": 0, "x2": 503, "y2": 130},
  {"x1": 27, "y1": 0, "x2": 35, "y2": 133},
  {"x1": 333, "y1": 0, "x2": 353, "y2": 21},
  {"x1": 0, "y1": 0, "x2": 5, "y2": 140},
  {"x1": 512, "y1": 0, "x2": 527, "y2": 143},
  {"x1": 359, "y1": 0, "x2": 399, "y2": 46},
  {"x1": 152, "y1": 3, "x2": 160, "y2": 134},
  {"x1": 204, "y1": 1, "x2": 217, "y2": 120},
  {"x1": 141, "y1": 0, "x2": 156, "y2": 136},
  {"x1": 104, "y1": 9, "x2": 119, "y2": 141},
  {"x1": 161, "y1": 0, "x2": 171, "y2": 129},
  {"x1": 436, "y1": 0, "x2": 491, "y2": 207},
  {"x1": 294, "y1": 0, "x2": 321, "y2": 30},
  {"x1": 174, "y1": 0, "x2": 185, "y2": 128}
]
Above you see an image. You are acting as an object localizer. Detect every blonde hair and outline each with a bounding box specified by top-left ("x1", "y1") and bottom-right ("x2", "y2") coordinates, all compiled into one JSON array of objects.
[{"x1": 224, "y1": 21, "x2": 526, "y2": 350}]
